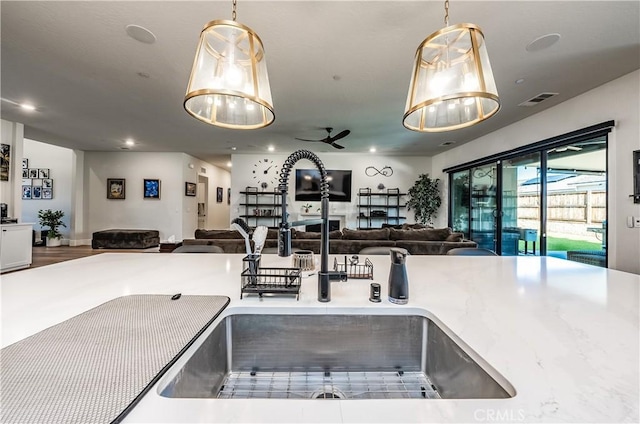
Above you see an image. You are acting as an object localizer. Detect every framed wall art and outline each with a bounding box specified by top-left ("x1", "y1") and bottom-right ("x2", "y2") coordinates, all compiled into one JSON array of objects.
[
  {"x1": 216, "y1": 187, "x2": 223, "y2": 203},
  {"x1": 107, "y1": 178, "x2": 125, "y2": 199},
  {"x1": 22, "y1": 169, "x2": 29, "y2": 178},
  {"x1": 32, "y1": 186, "x2": 42, "y2": 199},
  {"x1": 43, "y1": 179, "x2": 53, "y2": 189},
  {"x1": 23, "y1": 158, "x2": 29, "y2": 169},
  {"x1": 28, "y1": 169, "x2": 38, "y2": 179},
  {"x1": 185, "y1": 182, "x2": 196, "y2": 197},
  {"x1": 228, "y1": 188, "x2": 231, "y2": 205},
  {"x1": 0, "y1": 144, "x2": 10, "y2": 181},
  {"x1": 22, "y1": 185, "x2": 32, "y2": 199},
  {"x1": 38, "y1": 168, "x2": 50, "y2": 179},
  {"x1": 144, "y1": 179, "x2": 161, "y2": 199},
  {"x1": 42, "y1": 188, "x2": 53, "y2": 199}
]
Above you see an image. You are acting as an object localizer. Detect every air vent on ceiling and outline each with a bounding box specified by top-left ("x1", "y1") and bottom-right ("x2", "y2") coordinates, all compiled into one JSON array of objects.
[{"x1": 518, "y1": 92, "x2": 558, "y2": 107}]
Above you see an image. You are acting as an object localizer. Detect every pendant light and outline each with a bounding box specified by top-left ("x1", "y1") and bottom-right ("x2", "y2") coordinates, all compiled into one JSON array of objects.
[
  {"x1": 403, "y1": 0, "x2": 499, "y2": 132},
  {"x1": 184, "y1": 0, "x2": 274, "y2": 129}
]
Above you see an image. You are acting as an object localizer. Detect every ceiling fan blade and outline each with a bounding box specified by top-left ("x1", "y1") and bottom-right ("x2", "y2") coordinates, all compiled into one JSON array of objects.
[
  {"x1": 295, "y1": 137, "x2": 321, "y2": 142},
  {"x1": 331, "y1": 142, "x2": 345, "y2": 149},
  {"x1": 329, "y1": 129, "x2": 350, "y2": 142}
]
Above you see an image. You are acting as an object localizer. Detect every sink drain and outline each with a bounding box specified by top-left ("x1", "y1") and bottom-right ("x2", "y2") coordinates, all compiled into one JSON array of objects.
[{"x1": 311, "y1": 385, "x2": 346, "y2": 400}]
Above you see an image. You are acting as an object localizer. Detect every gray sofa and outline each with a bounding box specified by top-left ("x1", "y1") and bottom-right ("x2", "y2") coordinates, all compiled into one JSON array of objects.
[{"x1": 182, "y1": 227, "x2": 477, "y2": 255}]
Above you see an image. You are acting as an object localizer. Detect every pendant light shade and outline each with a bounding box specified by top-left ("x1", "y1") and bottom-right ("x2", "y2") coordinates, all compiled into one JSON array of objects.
[
  {"x1": 184, "y1": 19, "x2": 274, "y2": 130},
  {"x1": 403, "y1": 23, "x2": 499, "y2": 132}
]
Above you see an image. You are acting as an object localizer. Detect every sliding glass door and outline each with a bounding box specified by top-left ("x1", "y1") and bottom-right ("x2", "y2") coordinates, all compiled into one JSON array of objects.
[
  {"x1": 469, "y1": 163, "x2": 499, "y2": 251},
  {"x1": 500, "y1": 153, "x2": 541, "y2": 256},
  {"x1": 545, "y1": 137, "x2": 607, "y2": 266},
  {"x1": 446, "y1": 121, "x2": 611, "y2": 266}
]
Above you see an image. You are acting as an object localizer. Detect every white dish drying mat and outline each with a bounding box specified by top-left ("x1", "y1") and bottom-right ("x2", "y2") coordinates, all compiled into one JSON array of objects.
[{"x1": 1, "y1": 294, "x2": 229, "y2": 424}]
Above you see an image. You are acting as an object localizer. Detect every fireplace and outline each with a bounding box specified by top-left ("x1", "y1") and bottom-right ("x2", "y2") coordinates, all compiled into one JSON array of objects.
[{"x1": 306, "y1": 220, "x2": 340, "y2": 232}]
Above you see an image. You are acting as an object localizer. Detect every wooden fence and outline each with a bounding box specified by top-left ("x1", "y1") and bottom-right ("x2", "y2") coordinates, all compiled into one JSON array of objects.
[{"x1": 517, "y1": 190, "x2": 606, "y2": 223}]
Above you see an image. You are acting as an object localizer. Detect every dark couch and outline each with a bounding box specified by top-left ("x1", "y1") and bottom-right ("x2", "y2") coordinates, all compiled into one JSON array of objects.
[{"x1": 182, "y1": 227, "x2": 477, "y2": 255}]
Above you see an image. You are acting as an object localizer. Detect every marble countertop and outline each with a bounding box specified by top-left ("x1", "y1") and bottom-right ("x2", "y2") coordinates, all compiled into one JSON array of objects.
[{"x1": 2, "y1": 253, "x2": 638, "y2": 423}]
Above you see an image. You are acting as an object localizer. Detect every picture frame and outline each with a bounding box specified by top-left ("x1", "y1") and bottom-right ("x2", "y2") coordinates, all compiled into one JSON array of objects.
[
  {"x1": 1, "y1": 144, "x2": 10, "y2": 182},
  {"x1": 144, "y1": 179, "x2": 161, "y2": 199},
  {"x1": 22, "y1": 185, "x2": 32, "y2": 200},
  {"x1": 23, "y1": 158, "x2": 28, "y2": 169},
  {"x1": 32, "y1": 186, "x2": 42, "y2": 199},
  {"x1": 22, "y1": 169, "x2": 29, "y2": 178},
  {"x1": 185, "y1": 182, "x2": 197, "y2": 197},
  {"x1": 38, "y1": 168, "x2": 50, "y2": 179},
  {"x1": 216, "y1": 187, "x2": 223, "y2": 203},
  {"x1": 32, "y1": 178, "x2": 43, "y2": 187},
  {"x1": 107, "y1": 178, "x2": 126, "y2": 200},
  {"x1": 43, "y1": 179, "x2": 53, "y2": 189},
  {"x1": 42, "y1": 188, "x2": 53, "y2": 200},
  {"x1": 28, "y1": 169, "x2": 38, "y2": 179},
  {"x1": 22, "y1": 178, "x2": 31, "y2": 186},
  {"x1": 227, "y1": 188, "x2": 231, "y2": 205}
]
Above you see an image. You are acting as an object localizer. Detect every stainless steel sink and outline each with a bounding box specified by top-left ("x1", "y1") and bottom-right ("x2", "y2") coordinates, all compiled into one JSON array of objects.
[{"x1": 159, "y1": 313, "x2": 515, "y2": 400}]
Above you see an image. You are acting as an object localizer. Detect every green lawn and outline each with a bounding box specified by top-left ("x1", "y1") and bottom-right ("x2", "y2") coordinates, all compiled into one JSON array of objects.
[{"x1": 519, "y1": 237, "x2": 602, "y2": 252}]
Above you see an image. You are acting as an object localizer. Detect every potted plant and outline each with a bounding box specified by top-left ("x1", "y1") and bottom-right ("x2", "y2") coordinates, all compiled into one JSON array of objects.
[
  {"x1": 38, "y1": 209, "x2": 66, "y2": 247},
  {"x1": 302, "y1": 203, "x2": 312, "y2": 213},
  {"x1": 406, "y1": 174, "x2": 442, "y2": 225}
]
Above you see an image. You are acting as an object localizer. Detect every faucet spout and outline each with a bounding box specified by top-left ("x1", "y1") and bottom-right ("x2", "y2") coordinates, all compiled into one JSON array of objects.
[{"x1": 277, "y1": 150, "x2": 346, "y2": 302}]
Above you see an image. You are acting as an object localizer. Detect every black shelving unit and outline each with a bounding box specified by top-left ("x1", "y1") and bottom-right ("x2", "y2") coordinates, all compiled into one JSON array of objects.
[
  {"x1": 357, "y1": 188, "x2": 407, "y2": 229},
  {"x1": 239, "y1": 187, "x2": 284, "y2": 229}
]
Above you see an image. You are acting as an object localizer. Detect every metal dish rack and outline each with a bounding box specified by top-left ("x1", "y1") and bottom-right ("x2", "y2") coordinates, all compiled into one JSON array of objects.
[
  {"x1": 333, "y1": 257, "x2": 374, "y2": 279},
  {"x1": 241, "y1": 255, "x2": 301, "y2": 300}
]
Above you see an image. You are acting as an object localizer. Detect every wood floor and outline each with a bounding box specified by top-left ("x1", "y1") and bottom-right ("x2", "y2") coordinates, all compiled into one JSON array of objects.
[{"x1": 27, "y1": 245, "x2": 153, "y2": 270}]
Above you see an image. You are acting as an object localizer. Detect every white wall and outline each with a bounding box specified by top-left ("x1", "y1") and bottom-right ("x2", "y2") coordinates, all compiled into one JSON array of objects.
[
  {"x1": 86, "y1": 152, "x2": 187, "y2": 242},
  {"x1": 21, "y1": 139, "x2": 74, "y2": 242},
  {"x1": 0, "y1": 120, "x2": 25, "y2": 219},
  {"x1": 230, "y1": 152, "x2": 432, "y2": 228},
  {"x1": 84, "y1": 151, "x2": 230, "y2": 242},
  {"x1": 431, "y1": 70, "x2": 640, "y2": 274}
]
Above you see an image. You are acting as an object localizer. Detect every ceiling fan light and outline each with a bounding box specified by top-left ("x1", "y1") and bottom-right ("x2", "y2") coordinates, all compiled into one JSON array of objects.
[
  {"x1": 184, "y1": 20, "x2": 275, "y2": 130},
  {"x1": 403, "y1": 23, "x2": 500, "y2": 132}
]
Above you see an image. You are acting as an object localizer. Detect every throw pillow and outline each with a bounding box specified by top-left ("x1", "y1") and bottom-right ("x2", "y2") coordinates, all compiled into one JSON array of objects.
[
  {"x1": 445, "y1": 232, "x2": 464, "y2": 242},
  {"x1": 195, "y1": 229, "x2": 243, "y2": 239}
]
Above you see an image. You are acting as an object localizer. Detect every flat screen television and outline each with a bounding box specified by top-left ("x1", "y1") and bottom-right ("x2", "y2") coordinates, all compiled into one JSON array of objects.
[{"x1": 295, "y1": 169, "x2": 352, "y2": 202}]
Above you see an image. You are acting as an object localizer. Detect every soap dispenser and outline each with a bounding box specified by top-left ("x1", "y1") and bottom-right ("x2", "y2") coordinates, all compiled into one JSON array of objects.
[{"x1": 388, "y1": 248, "x2": 409, "y2": 304}]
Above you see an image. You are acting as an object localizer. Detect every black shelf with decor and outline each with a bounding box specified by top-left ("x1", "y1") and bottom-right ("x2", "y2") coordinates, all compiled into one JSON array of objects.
[
  {"x1": 239, "y1": 187, "x2": 285, "y2": 229},
  {"x1": 357, "y1": 188, "x2": 407, "y2": 229}
]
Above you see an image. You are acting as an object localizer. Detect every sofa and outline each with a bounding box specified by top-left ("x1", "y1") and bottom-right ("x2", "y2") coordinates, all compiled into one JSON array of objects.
[{"x1": 182, "y1": 226, "x2": 477, "y2": 255}]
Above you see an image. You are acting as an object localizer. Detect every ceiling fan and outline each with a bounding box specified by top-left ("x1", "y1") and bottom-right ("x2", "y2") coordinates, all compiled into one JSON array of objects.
[{"x1": 295, "y1": 127, "x2": 351, "y2": 149}]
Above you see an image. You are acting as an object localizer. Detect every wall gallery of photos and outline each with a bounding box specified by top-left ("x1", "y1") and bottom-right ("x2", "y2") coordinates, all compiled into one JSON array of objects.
[{"x1": 21, "y1": 158, "x2": 54, "y2": 200}]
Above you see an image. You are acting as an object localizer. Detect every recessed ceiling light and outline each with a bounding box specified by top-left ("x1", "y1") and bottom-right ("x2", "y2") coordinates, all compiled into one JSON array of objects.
[
  {"x1": 268, "y1": 146, "x2": 275, "y2": 152},
  {"x1": 369, "y1": 147, "x2": 377, "y2": 153},
  {"x1": 20, "y1": 103, "x2": 36, "y2": 112},
  {"x1": 526, "y1": 33, "x2": 561, "y2": 52},
  {"x1": 125, "y1": 24, "x2": 156, "y2": 44},
  {"x1": 231, "y1": 147, "x2": 237, "y2": 151},
  {"x1": 125, "y1": 139, "x2": 135, "y2": 146},
  {"x1": 227, "y1": 161, "x2": 232, "y2": 167},
  {"x1": 515, "y1": 78, "x2": 525, "y2": 85}
]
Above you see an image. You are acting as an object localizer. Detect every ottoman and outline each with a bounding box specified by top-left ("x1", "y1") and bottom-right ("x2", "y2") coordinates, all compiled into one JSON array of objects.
[{"x1": 92, "y1": 229, "x2": 160, "y2": 249}]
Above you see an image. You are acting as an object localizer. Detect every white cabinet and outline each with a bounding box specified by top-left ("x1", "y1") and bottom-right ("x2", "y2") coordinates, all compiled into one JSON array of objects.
[{"x1": 1, "y1": 224, "x2": 33, "y2": 273}]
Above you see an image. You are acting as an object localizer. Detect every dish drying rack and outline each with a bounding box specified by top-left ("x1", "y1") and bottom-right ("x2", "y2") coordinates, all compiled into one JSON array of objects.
[
  {"x1": 333, "y1": 256, "x2": 374, "y2": 279},
  {"x1": 241, "y1": 255, "x2": 302, "y2": 300}
]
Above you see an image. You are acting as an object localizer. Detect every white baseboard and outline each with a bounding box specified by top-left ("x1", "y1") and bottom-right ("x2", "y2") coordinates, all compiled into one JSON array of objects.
[{"x1": 69, "y1": 239, "x2": 91, "y2": 247}]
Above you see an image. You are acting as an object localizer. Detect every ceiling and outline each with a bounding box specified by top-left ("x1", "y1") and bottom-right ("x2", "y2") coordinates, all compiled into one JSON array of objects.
[{"x1": 1, "y1": 1, "x2": 638, "y2": 169}]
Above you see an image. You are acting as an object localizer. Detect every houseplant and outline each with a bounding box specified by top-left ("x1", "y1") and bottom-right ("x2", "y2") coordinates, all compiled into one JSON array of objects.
[
  {"x1": 406, "y1": 174, "x2": 442, "y2": 225},
  {"x1": 38, "y1": 209, "x2": 66, "y2": 247}
]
